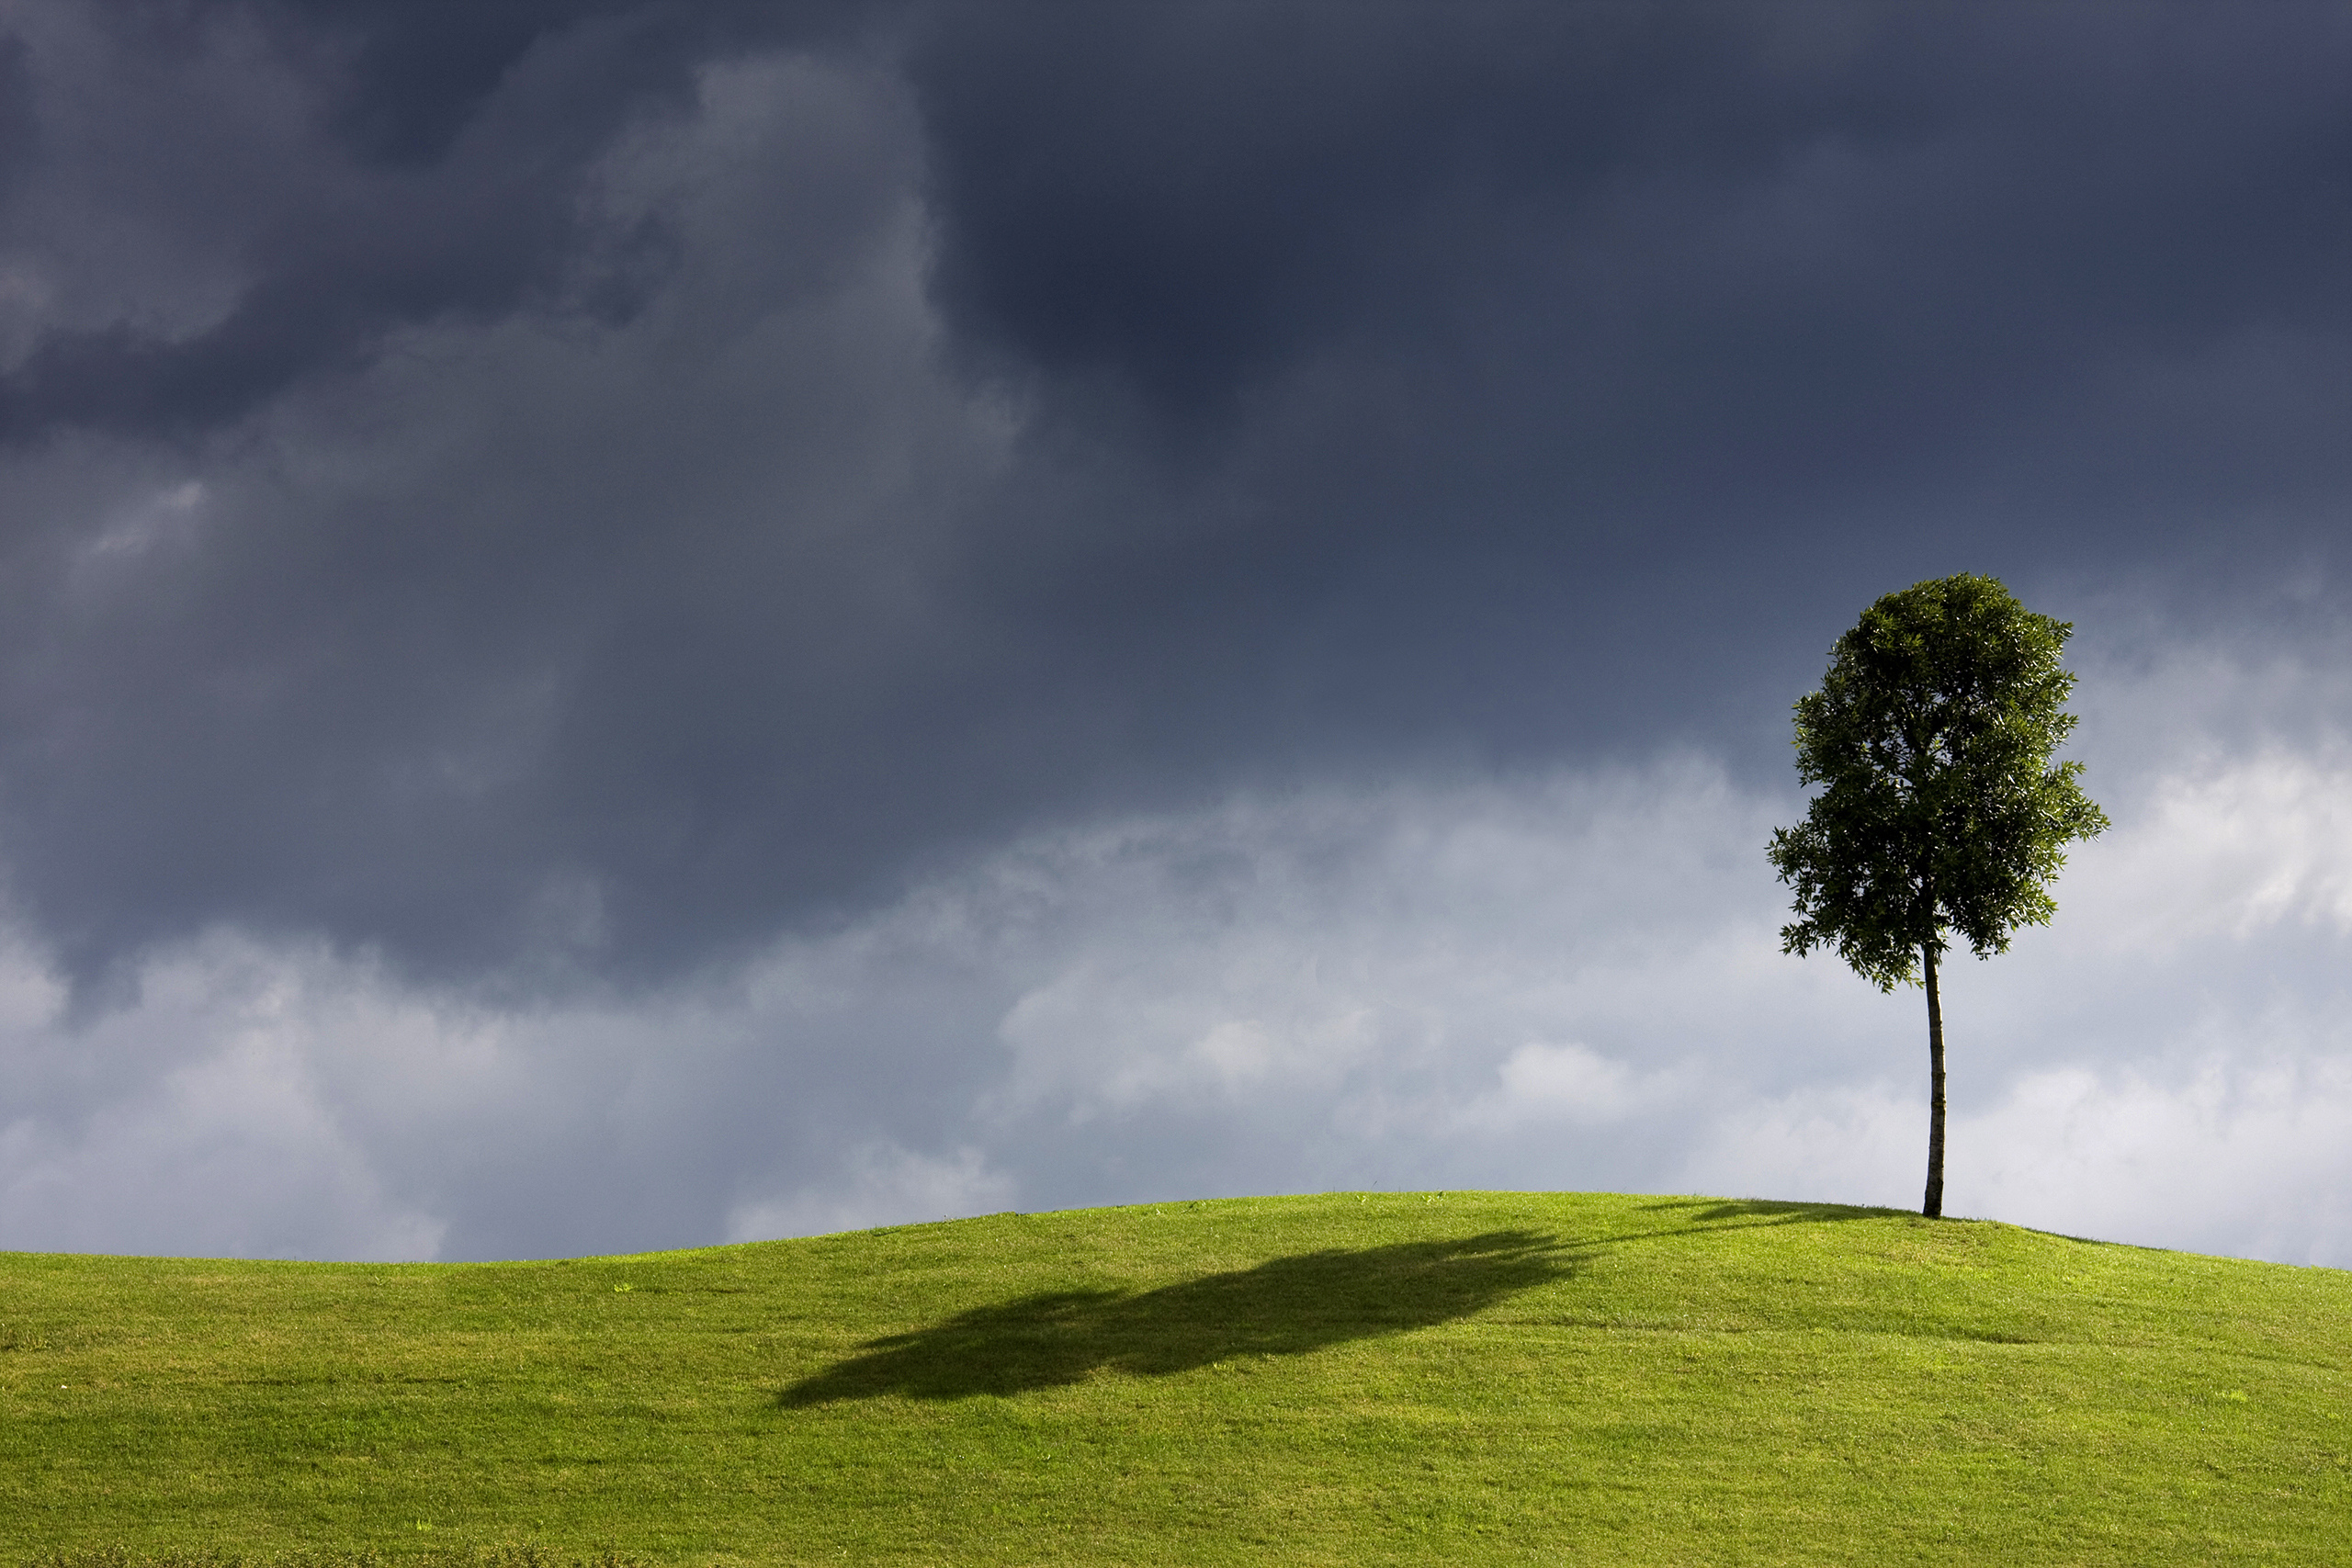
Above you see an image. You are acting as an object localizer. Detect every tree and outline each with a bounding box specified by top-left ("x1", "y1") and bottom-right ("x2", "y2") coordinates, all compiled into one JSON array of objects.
[{"x1": 1767, "y1": 574, "x2": 2108, "y2": 1219}]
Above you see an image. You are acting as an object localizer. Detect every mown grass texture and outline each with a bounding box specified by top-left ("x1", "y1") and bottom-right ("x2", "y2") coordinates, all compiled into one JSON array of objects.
[
  {"x1": 4, "y1": 1191, "x2": 2348, "y2": 1564},
  {"x1": 20, "y1": 1551, "x2": 644, "y2": 1568}
]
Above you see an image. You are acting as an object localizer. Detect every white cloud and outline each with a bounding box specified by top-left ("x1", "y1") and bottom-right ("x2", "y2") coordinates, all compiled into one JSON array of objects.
[
  {"x1": 2066, "y1": 748, "x2": 2352, "y2": 948},
  {"x1": 724, "y1": 1145, "x2": 1015, "y2": 1244},
  {"x1": 1961, "y1": 1056, "x2": 2352, "y2": 1267},
  {"x1": 1457, "y1": 1043, "x2": 1696, "y2": 1131},
  {"x1": 1678, "y1": 1082, "x2": 1921, "y2": 1211},
  {"x1": 0, "y1": 938, "x2": 446, "y2": 1260}
]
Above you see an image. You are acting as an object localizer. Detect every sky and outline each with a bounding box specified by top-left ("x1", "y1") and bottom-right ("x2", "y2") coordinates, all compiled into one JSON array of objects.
[{"x1": 0, "y1": 0, "x2": 2349, "y2": 1266}]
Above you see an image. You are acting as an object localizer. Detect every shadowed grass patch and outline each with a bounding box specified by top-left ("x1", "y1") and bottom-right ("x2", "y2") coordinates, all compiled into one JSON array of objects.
[{"x1": 783, "y1": 1228, "x2": 1569, "y2": 1403}]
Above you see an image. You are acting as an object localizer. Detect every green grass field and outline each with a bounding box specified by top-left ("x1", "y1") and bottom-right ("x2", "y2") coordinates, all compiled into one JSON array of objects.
[{"x1": 4, "y1": 1191, "x2": 2348, "y2": 1565}]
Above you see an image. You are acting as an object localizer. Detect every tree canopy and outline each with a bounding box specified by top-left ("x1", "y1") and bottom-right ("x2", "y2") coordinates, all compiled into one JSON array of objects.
[{"x1": 1769, "y1": 574, "x2": 2108, "y2": 987}]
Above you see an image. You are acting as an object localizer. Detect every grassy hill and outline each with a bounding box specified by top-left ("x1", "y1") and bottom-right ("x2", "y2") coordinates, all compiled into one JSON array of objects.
[{"x1": 3, "y1": 1191, "x2": 2347, "y2": 1564}]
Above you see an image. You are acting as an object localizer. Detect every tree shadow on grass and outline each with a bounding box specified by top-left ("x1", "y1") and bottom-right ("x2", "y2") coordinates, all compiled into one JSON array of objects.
[
  {"x1": 779, "y1": 1229, "x2": 1570, "y2": 1406},
  {"x1": 1635, "y1": 1197, "x2": 1896, "y2": 1228}
]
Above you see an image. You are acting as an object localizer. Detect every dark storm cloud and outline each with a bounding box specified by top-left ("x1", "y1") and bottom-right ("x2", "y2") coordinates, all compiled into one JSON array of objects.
[
  {"x1": 890, "y1": 0, "x2": 2352, "y2": 835},
  {"x1": 913, "y1": 3, "x2": 1915, "y2": 420},
  {"x1": 292, "y1": 0, "x2": 691, "y2": 166},
  {"x1": 0, "y1": 32, "x2": 33, "y2": 195},
  {"x1": 0, "y1": 0, "x2": 876, "y2": 445},
  {"x1": 0, "y1": 1, "x2": 2346, "y2": 1000},
  {"x1": 927, "y1": 3, "x2": 2352, "y2": 445},
  {"x1": 914, "y1": 1, "x2": 2352, "y2": 607}
]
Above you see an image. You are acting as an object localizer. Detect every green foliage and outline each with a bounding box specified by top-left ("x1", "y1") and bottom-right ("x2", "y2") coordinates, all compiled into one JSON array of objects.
[
  {"x1": 1769, "y1": 573, "x2": 2109, "y2": 990},
  {"x1": 5, "y1": 1193, "x2": 2349, "y2": 1565}
]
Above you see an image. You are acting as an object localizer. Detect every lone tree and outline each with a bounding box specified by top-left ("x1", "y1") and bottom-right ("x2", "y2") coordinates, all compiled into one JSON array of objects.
[{"x1": 1768, "y1": 574, "x2": 2108, "y2": 1219}]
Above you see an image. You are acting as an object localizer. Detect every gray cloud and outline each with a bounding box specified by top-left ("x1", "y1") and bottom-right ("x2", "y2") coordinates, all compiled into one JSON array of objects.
[
  {"x1": 1, "y1": 2, "x2": 2347, "y2": 994},
  {"x1": 0, "y1": 4, "x2": 2346, "y2": 1260},
  {"x1": 0, "y1": 2, "x2": 880, "y2": 445},
  {"x1": 0, "y1": 33, "x2": 1000, "y2": 989},
  {"x1": 3, "y1": 631, "x2": 2350, "y2": 1266}
]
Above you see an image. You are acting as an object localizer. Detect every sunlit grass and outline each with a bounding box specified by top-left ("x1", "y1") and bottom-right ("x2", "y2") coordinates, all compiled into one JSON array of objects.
[{"x1": 5, "y1": 1191, "x2": 2348, "y2": 1564}]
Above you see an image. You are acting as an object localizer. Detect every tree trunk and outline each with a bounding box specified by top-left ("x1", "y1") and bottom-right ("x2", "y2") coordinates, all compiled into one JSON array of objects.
[{"x1": 1922, "y1": 942, "x2": 1946, "y2": 1219}]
